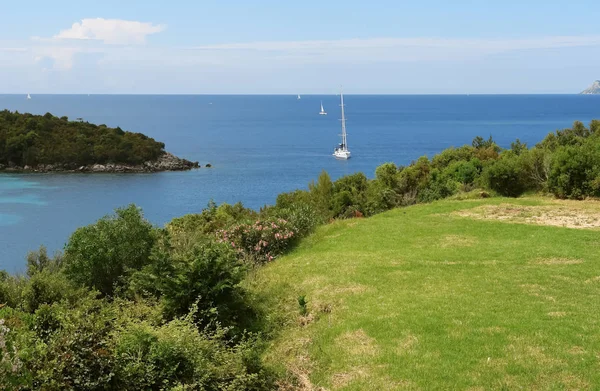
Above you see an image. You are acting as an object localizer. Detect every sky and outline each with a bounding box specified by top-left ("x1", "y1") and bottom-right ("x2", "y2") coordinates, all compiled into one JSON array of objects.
[{"x1": 1, "y1": 0, "x2": 600, "y2": 94}]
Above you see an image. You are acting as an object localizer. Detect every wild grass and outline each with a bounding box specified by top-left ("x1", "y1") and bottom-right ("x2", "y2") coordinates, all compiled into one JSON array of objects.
[{"x1": 247, "y1": 197, "x2": 600, "y2": 390}]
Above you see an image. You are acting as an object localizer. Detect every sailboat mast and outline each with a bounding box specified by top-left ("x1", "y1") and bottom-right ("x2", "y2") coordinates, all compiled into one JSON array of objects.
[{"x1": 340, "y1": 91, "x2": 347, "y2": 150}]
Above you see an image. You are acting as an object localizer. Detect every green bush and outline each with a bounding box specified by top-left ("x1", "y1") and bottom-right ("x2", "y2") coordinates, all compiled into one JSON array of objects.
[
  {"x1": 114, "y1": 320, "x2": 275, "y2": 390},
  {"x1": 20, "y1": 297, "x2": 116, "y2": 390},
  {"x1": 155, "y1": 241, "x2": 253, "y2": 333},
  {"x1": 548, "y1": 143, "x2": 600, "y2": 199},
  {"x1": 265, "y1": 202, "x2": 321, "y2": 238},
  {"x1": 26, "y1": 246, "x2": 63, "y2": 277},
  {"x1": 22, "y1": 270, "x2": 80, "y2": 313},
  {"x1": 483, "y1": 155, "x2": 527, "y2": 197},
  {"x1": 217, "y1": 218, "x2": 299, "y2": 264},
  {"x1": 166, "y1": 201, "x2": 256, "y2": 253},
  {"x1": 331, "y1": 173, "x2": 369, "y2": 217},
  {"x1": 64, "y1": 205, "x2": 156, "y2": 297}
]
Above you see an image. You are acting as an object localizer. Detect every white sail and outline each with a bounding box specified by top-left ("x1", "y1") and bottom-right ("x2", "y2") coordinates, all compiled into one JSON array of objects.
[
  {"x1": 319, "y1": 101, "x2": 327, "y2": 115},
  {"x1": 297, "y1": 94, "x2": 301, "y2": 100},
  {"x1": 27, "y1": 94, "x2": 31, "y2": 100}
]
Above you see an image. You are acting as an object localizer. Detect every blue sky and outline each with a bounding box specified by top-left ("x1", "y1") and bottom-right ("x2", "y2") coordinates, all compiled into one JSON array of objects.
[{"x1": 1, "y1": 0, "x2": 599, "y2": 93}]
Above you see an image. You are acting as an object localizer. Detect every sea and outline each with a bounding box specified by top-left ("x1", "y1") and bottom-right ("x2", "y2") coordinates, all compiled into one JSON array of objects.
[{"x1": 1, "y1": 94, "x2": 599, "y2": 271}]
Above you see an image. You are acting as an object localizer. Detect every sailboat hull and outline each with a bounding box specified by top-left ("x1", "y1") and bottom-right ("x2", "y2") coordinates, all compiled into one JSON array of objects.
[{"x1": 333, "y1": 150, "x2": 351, "y2": 159}]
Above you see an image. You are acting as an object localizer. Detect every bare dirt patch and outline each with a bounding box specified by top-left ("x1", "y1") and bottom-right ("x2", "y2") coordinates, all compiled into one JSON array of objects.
[
  {"x1": 453, "y1": 203, "x2": 600, "y2": 229},
  {"x1": 336, "y1": 329, "x2": 379, "y2": 357},
  {"x1": 547, "y1": 311, "x2": 567, "y2": 318},
  {"x1": 568, "y1": 346, "x2": 587, "y2": 355},
  {"x1": 331, "y1": 367, "x2": 370, "y2": 389},
  {"x1": 314, "y1": 283, "x2": 369, "y2": 300},
  {"x1": 534, "y1": 258, "x2": 584, "y2": 265},
  {"x1": 479, "y1": 326, "x2": 505, "y2": 335},
  {"x1": 395, "y1": 334, "x2": 419, "y2": 355},
  {"x1": 585, "y1": 276, "x2": 600, "y2": 284},
  {"x1": 439, "y1": 234, "x2": 478, "y2": 248}
]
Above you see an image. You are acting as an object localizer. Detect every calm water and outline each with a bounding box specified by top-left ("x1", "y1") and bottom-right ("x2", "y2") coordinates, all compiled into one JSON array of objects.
[{"x1": 1, "y1": 94, "x2": 599, "y2": 271}]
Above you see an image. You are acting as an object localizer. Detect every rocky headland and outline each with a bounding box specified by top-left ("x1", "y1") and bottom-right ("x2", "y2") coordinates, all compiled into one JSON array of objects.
[
  {"x1": 0, "y1": 152, "x2": 201, "y2": 173},
  {"x1": 580, "y1": 80, "x2": 600, "y2": 94}
]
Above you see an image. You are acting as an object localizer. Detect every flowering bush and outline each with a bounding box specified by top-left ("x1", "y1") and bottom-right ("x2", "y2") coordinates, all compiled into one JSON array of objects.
[{"x1": 217, "y1": 217, "x2": 298, "y2": 264}]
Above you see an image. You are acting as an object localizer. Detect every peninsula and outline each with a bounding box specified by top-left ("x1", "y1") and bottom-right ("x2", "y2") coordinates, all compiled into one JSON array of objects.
[
  {"x1": 580, "y1": 80, "x2": 600, "y2": 94},
  {"x1": 0, "y1": 110, "x2": 199, "y2": 173}
]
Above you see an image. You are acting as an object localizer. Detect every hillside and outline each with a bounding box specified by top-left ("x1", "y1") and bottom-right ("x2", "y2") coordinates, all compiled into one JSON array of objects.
[
  {"x1": 0, "y1": 110, "x2": 199, "y2": 172},
  {"x1": 580, "y1": 80, "x2": 600, "y2": 94},
  {"x1": 249, "y1": 197, "x2": 600, "y2": 390}
]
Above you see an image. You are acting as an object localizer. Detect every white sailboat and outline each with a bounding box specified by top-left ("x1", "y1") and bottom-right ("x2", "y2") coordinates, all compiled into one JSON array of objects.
[
  {"x1": 319, "y1": 101, "x2": 327, "y2": 115},
  {"x1": 297, "y1": 94, "x2": 301, "y2": 100},
  {"x1": 26, "y1": 93, "x2": 31, "y2": 100},
  {"x1": 333, "y1": 90, "x2": 351, "y2": 159}
]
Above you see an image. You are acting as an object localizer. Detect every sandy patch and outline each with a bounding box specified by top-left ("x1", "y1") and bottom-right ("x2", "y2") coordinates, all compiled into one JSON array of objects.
[
  {"x1": 336, "y1": 329, "x2": 379, "y2": 357},
  {"x1": 585, "y1": 276, "x2": 600, "y2": 284},
  {"x1": 453, "y1": 203, "x2": 600, "y2": 229}
]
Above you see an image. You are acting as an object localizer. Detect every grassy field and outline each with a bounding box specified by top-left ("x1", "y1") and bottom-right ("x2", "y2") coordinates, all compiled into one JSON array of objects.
[{"x1": 247, "y1": 197, "x2": 600, "y2": 390}]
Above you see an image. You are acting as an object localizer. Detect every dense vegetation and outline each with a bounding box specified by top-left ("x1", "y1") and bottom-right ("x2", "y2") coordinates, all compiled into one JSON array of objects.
[
  {"x1": 0, "y1": 110, "x2": 166, "y2": 167},
  {"x1": 1, "y1": 120, "x2": 600, "y2": 389}
]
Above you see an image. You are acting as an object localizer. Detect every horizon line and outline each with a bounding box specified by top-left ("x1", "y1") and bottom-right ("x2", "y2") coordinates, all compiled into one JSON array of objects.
[{"x1": 0, "y1": 92, "x2": 590, "y2": 96}]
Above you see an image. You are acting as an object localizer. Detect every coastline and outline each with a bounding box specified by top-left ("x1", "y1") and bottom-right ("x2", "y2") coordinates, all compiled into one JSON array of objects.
[{"x1": 0, "y1": 152, "x2": 201, "y2": 173}]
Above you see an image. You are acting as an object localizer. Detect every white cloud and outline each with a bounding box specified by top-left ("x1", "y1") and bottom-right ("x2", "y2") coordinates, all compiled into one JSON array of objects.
[
  {"x1": 54, "y1": 18, "x2": 165, "y2": 44},
  {"x1": 4, "y1": 32, "x2": 600, "y2": 92}
]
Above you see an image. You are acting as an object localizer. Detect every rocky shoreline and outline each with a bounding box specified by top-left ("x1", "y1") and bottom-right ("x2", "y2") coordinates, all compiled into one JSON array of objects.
[{"x1": 0, "y1": 152, "x2": 202, "y2": 173}]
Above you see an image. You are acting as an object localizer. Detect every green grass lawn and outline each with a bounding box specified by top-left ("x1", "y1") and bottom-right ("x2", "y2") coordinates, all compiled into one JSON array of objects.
[{"x1": 247, "y1": 197, "x2": 600, "y2": 390}]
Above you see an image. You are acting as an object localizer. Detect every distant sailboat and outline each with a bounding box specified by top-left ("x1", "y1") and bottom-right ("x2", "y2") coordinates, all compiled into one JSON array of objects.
[
  {"x1": 297, "y1": 94, "x2": 301, "y2": 100},
  {"x1": 26, "y1": 94, "x2": 31, "y2": 100},
  {"x1": 333, "y1": 89, "x2": 351, "y2": 159},
  {"x1": 319, "y1": 101, "x2": 327, "y2": 115}
]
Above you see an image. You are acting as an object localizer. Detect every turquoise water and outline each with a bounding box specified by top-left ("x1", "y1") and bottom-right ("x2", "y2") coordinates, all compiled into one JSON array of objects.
[{"x1": 1, "y1": 94, "x2": 599, "y2": 271}]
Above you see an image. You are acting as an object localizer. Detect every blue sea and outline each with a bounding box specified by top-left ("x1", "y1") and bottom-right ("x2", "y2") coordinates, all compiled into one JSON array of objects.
[{"x1": 1, "y1": 94, "x2": 599, "y2": 271}]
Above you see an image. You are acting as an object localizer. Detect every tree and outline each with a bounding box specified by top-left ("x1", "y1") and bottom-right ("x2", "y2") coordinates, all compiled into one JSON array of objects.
[
  {"x1": 309, "y1": 170, "x2": 333, "y2": 218},
  {"x1": 375, "y1": 162, "x2": 399, "y2": 190},
  {"x1": 63, "y1": 205, "x2": 156, "y2": 296}
]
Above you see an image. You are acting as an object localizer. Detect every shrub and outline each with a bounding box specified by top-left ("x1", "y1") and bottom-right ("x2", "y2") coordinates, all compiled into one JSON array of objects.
[
  {"x1": 114, "y1": 320, "x2": 275, "y2": 390},
  {"x1": 265, "y1": 202, "x2": 321, "y2": 238},
  {"x1": 156, "y1": 241, "x2": 253, "y2": 332},
  {"x1": 26, "y1": 246, "x2": 63, "y2": 277},
  {"x1": 518, "y1": 147, "x2": 551, "y2": 191},
  {"x1": 21, "y1": 271, "x2": 80, "y2": 313},
  {"x1": 548, "y1": 143, "x2": 600, "y2": 199},
  {"x1": 64, "y1": 205, "x2": 156, "y2": 297},
  {"x1": 308, "y1": 170, "x2": 334, "y2": 220},
  {"x1": 166, "y1": 202, "x2": 256, "y2": 254},
  {"x1": 217, "y1": 218, "x2": 298, "y2": 264},
  {"x1": 419, "y1": 168, "x2": 459, "y2": 202},
  {"x1": 431, "y1": 145, "x2": 476, "y2": 169},
  {"x1": 20, "y1": 297, "x2": 116, "y2": 390},
  {"x1": 331, "y1": 173, "x2": 369, "y2": 217},
  {"x1": 483, "y1": 155, "x2": 527, "y2": 197}
]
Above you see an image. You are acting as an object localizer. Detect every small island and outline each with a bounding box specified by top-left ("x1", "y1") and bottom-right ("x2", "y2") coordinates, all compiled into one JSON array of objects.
[
  {"x1": 580, "y1": 80, "x2": 600, "y2": 94},
  {"x1": 0, "y1": 110, "x2": 199, "y2": 173}
]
